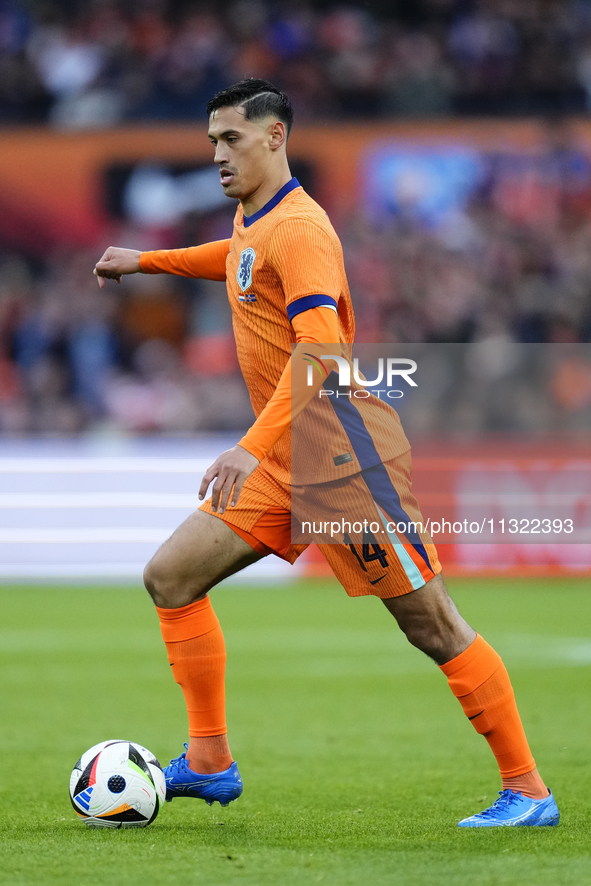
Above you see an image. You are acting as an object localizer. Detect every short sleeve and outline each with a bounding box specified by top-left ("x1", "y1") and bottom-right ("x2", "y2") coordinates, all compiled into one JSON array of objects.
[{"x1": 268, "y1": 219, "x2": 341, "y2": 322}]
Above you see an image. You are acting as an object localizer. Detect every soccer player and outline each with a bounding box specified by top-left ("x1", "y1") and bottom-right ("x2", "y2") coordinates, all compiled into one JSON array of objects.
[{"x1": 94, "y1": 79, "x2": 559, "y2": 827}]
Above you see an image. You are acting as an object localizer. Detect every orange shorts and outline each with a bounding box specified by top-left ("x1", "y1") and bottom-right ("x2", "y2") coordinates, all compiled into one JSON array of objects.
[{"x1": 199, "y1": 452, "x2": 441, "y2": 599}]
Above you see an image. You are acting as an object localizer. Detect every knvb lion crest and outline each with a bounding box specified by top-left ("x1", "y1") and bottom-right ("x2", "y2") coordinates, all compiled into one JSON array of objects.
[{"x1": 237, "y1": 247, "x2": 256, "y2": 293}]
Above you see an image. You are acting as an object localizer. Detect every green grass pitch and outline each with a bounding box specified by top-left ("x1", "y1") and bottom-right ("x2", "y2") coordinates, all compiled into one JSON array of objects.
[{"x1": 0, "y1": 577, "x2": 589, "y2": 886}]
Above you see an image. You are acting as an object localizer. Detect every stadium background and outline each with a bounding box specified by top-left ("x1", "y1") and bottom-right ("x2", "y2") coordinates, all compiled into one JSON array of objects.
[
  {"x1": 1, "y1": 0, "x2": 591, "y2": 579},
  {"x1": 1, "y1": 5, "x2": 590, "y2": 886}
]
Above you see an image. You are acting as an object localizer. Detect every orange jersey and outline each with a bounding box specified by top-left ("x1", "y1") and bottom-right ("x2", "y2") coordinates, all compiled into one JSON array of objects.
[{"x1": 140, "y1": 178, "x2": 409, "y2": 484}]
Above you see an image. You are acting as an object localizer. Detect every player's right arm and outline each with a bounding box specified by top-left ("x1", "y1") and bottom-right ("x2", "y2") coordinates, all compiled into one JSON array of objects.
[
  {"x1": 93, "y1": 240, "x2": 230, "y2": 288},
  {"x1": 93, "y1": 246, "x2": 142, "y2": 288}
]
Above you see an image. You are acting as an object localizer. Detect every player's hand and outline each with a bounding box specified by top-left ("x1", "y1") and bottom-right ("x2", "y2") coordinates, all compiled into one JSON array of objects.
[
  {"x1": 93, "y1": 247, "x2": 142, "y2": 289},
  {"x1": 199, "y1": 445, "x2": 259, "y2": 514}
]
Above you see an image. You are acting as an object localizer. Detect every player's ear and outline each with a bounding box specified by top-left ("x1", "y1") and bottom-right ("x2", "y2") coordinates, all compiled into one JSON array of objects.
[{"x1": 269, "y1": 120, "x2": 287, "y2": 151}]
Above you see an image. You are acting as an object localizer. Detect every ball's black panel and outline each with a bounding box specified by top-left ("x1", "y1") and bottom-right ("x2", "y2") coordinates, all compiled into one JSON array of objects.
[
  {"x1": 107, "y1": 775, "x2": 126, "y2": 793},
  {"x1": 128, "y1": 744, "x2": 155, "y2": 787},
  {"x1": 73, "y1": 753, "x2": 99, "y2": 797},
  {"x1": 98, "y1": 807, "x2": 148, "y2": 823},
  {"x1": 146, "y1": 793, "x2": 161, "y2": 826}
]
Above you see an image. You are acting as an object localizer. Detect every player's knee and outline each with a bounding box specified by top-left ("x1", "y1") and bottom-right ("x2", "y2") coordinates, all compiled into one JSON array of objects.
[
  {"x1": 143, "y1": 551, "x2": 207, "y2": 608},
  {"x1": 143, "y1": 555, "x2": 169, "y2": 605},
  {"x1": 402, "y1": 621, "x2": 449, "y2": 662},
  {"x1": 400, "y1": 616, "x2": 474, "y2": 665}
]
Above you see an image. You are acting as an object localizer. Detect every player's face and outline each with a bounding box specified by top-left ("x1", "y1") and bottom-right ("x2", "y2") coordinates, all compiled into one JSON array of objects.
[{"x1": 208, "y1": 106, "x2": 278, "y2": 201}]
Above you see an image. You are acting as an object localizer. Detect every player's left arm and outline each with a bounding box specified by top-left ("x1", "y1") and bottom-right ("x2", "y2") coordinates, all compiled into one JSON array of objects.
[{"x1": 199, "y1": 219, "x2": 342, "y2": 513}]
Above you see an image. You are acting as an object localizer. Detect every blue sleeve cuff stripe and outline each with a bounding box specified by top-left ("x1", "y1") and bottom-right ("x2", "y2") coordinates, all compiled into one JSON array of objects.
[{"x1": 287, "y1": 295, "x2": 338, "y2": 321}]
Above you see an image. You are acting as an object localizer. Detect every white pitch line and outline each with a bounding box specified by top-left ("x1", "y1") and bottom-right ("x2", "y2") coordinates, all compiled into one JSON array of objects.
[
  {"x1": 0, "y1": 563, "x2": 147, "y2": 577},
  {"x1": 0, "y1": 494, "x2": 201, "y2": 508},
  {"x1": 0, "y1": 458, "x2": 210, "y2": 473},
  {"x1": 0, "y1": 528, "x2": 168, "y2": 543},
  {"x1": 0, "y1": 560, "x2": 297, "y2": 580}
]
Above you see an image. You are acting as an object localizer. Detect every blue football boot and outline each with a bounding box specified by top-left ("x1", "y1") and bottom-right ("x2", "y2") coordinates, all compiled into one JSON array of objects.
[
  {"x1": 458, "y1": 789, "x2": 560, "y2": 827},
  {"x1": 164, "y1": 744, "x2": 243, "y2": 806}
]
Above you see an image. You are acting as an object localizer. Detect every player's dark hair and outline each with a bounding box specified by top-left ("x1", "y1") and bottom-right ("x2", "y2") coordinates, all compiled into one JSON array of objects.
[{"x1": 206, "y1": 79, "x2": 294, "y2": 135}]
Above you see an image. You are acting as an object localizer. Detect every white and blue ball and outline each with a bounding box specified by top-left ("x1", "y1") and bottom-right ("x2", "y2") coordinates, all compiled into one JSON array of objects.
[{"x1": 69, "y1": 740, "x2": 166, "y2": 828}]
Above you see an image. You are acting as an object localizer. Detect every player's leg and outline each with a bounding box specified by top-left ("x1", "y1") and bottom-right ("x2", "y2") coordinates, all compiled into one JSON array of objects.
[
  {"x1": 382, "y1": 575, "x2": 559, "y2": 826},
  {"x1": 380, "y1": 571, "x2": 474, "y2": 662},
  {"x1": 144, "y1": 507, "x2": 262, "y2": 609},
  {"x1": 310, "y1": 455, "x2": 558, "y2": 825},
  {"x1": 144, "y1": 466, "x2": 298, "y2": 805},
  {"x1": 143, "y1": 509, "x2": 262, "y2": 792},
  {"x1": 382, "y1": 575, "x2": 545, "y2": 789}
]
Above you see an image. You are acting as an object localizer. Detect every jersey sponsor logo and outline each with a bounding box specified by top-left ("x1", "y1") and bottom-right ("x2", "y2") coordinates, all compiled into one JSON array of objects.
[
  {"x1": 333, "y1": 452, "x2": 353, "y2": 466},
  {"x1": 237, "y1": 247, "x2": 256, "y2": 293}
]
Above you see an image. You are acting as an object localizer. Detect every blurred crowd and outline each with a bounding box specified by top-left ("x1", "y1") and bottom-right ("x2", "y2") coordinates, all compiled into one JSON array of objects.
[
  {"x1": 0, "y1": 228, "x2": 257, "y2": 435},
  {"x1": 349, "y1": 124, "x2": 591, "y2": 347},
  {"x1": 2, "y1": 122, "x2": 591, "y2": 436},
  {"x1": 3, "y1": 0, "x2": 591, "y2": 127},
  {"x1": 1, "y1": 0, "x2": 591, "y2": 436}
]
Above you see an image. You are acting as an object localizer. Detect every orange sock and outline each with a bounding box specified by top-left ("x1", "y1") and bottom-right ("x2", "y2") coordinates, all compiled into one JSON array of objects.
[
  {"x1": 156, "y1": 597, "x2": 233, "y2": 775},
  {"x1": 440, "y1": 634, "x2": 547, "y2": 799}
]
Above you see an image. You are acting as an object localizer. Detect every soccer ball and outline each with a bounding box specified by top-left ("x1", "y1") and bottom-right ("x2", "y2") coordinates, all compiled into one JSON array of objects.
[{"x1": 69, "y1": 739, "x2": 166, "y2": 828}]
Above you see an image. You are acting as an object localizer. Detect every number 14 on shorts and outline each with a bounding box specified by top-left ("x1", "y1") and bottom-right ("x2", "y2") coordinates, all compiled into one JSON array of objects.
[{"x1": 344, "y1": 531, "x2": 389, "y2": 579}]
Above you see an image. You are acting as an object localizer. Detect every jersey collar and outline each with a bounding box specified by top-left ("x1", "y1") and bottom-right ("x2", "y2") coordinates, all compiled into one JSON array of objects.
[{"x1": 242, "y1": 177, "x2": 300, "y2": 227}]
